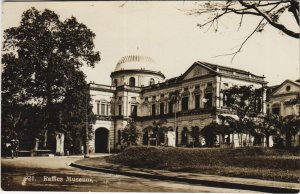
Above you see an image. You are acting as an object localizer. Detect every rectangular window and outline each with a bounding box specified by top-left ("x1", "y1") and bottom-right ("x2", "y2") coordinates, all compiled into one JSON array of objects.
[
  {"x1": 223, "y1": 93, "x2": 231, "y2": 107},
  {"x1": 160, "y1": 102, "x2": 164, "y2": 115},
  {"x1": 257, "y1": 99, "x2": 262, "y2": 112},
  {"x1": 97, "y1": 103, "x2": 100, "y2": 115},
  {"x1": 181, "y1": 97, "x2": 189, "y2": 111},
  {"x1": 152, "y1": 104, "x2": 156, "y2": 116},
  {"x1": 131, "y1": 105, "x2": 137, "y2": 117},
  {"x1": 195, "y1": 95, "x2": 200, "y2": 109},
  {"x1": 168, "y1": 101, "x2": 173, "y2": 114},
  {"x1": 118, "y1": 105, "x2": 122, "y2": 116},
  {"x1": 204, "y1": 93, "x2": 212, "y2": 108},
  {"x1": 101, "y1": 104, "x2": 106, "y2": 115},
  {"x1": 266, "y1": 108, "x2": 270, "y2": 115}
]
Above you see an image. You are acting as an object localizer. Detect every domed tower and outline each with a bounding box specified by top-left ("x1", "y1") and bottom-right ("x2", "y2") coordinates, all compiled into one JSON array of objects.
[{"x1": 110, "y1": 55, "x2": 165, "y2": 87}]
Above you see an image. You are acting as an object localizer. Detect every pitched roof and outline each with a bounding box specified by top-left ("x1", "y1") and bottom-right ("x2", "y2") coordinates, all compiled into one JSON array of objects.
[
  {"x1": 269, "y1": 79, "x2": 300, "y2": 96},
  {"x1": 196, "y1": 61, "x2": 265, "y2": 78}
]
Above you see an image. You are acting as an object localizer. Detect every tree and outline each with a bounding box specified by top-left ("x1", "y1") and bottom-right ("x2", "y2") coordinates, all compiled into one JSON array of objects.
[
  {"x1": 222, "y1": 85, "x2": 263, "y2": 146},
  {"x1": 2, "y1": 7, "x2": 100, "y2": 150},
  {"x1": 189, "y1": 126, "x2": 201, "y2": 147},
  {"x1": 201, "y1": 122, "x2": 219, "y2": 147},
  {"x1": 257, "y1": 114, "x2": 280, "y2": 147},
  {"x1": 151, "y1": 119, "x2": 169, "y2": 146},
  {"x1": 188, "y1": 0, "x2": 299, "y2": 60},
  {"x1": 280, "y1": 115, "x2": 300, "y2": 147},
  {"x1": 217, "y1": 115, "x2": 232, "y2": 145},
  {"x1": 121, "y1": 119, "x2": 140, "y2": 146},
  {"x1": 285, "y1": 94, "x2": 300, "y2": 115},
  {"x1": 60, "y1": 84, "x2": 96, "y2": 153}
]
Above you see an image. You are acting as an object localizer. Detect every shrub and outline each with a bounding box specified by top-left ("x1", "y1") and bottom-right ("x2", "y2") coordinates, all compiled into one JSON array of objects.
[
  {"x1": 106, "y1": 146, "x2": 300, "y2": 182},
  {"x1": 108, "y1": 146, "x2": 300, "y2": 170}
]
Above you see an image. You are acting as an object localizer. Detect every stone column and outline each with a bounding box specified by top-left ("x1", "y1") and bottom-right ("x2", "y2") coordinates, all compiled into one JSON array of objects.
[
  {"x1": 280, "y1": 102, "x2": 284, "y2": 116},
  {"x1": 56, "y1": 133, "x2": 64, "y2": 156},
  {"x1": 262, "y1": 87, "x2": 267, "y2": 114},
  {"x1": 216, "y1": 77, "x2": 221, "y2": 108},
  {"x1": 34, "y1": 138, "x2": 39, "y2": 151}
]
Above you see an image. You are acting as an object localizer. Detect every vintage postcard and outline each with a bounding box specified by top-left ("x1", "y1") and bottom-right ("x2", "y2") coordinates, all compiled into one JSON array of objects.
[{"x1": 1, "y1": 0, "x2": 300, "y2": 193}]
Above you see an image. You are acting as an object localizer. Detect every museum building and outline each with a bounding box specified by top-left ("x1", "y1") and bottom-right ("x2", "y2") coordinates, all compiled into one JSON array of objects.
[{"x1": 88, "y1": 55, "x2": 267, "y2": 153}]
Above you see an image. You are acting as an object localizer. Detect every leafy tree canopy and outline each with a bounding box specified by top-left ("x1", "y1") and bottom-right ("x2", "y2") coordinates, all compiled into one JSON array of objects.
[
  {"x1": 223, "y1": 85, "x2": 263, "y2": 119},
  {"x1": 2, "y1": 7, "x2": 100, "y2": 107},
  {"x1": 121, "y1": 119, "x2": 140, "y2": 146},
  {"x1": 2, "y1": 7, "x2": 100, "y2": 150}
]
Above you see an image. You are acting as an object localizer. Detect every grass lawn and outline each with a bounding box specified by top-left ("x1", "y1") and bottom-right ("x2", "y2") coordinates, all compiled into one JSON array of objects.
[{"x1": 107, "y1": 146, "x2": 300, "y2": 183}]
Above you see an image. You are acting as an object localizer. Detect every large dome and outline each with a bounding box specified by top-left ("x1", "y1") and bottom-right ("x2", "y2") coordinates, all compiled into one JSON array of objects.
[{"x1": 115, "y1": 55, "x2": 158, "y2": 72}]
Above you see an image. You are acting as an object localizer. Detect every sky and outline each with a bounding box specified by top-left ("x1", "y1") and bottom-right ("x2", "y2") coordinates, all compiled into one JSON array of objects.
[{"x1": 2, "y1": 1, "x2": 299, "y2": 86}]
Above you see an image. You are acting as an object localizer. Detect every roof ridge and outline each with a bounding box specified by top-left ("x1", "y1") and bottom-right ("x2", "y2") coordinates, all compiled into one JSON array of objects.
[{"x1": 197, "y1": 61, "x2": 265, "y2": 78}]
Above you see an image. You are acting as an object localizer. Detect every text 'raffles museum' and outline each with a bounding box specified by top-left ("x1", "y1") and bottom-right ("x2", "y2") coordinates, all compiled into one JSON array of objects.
[{"x1": 88, "y1": 55, "x2": 269, "y2": 153}]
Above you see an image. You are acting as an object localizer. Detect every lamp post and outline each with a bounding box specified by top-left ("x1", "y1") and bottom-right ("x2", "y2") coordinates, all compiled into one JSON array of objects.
[
  {"x1": 84, "y1": 83, "x2": 90, "y2": 158},
  {"x1": 172, "y1": 90, "x2": 180, "y2": 146}
]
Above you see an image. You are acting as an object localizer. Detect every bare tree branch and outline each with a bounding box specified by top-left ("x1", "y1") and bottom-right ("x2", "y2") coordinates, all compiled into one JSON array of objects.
[
  {"x1": 238, "y1": 0, "x2": 299, "y2": 38},
  {"x1": 191, "y1": 0, "x2": 299, "y2": 38},
  {"x1": 214, "y1": 18, "x2": 265, "y2": 62},
  {"x1": 238, "y1": 14, "x2": 244, "y2": 31},
  {"x1": 288, "y1": 0, "x2": 300, "y2": 25},
  {"x1": 186, "y1": 0, "x2": 299, "y2": 62}
]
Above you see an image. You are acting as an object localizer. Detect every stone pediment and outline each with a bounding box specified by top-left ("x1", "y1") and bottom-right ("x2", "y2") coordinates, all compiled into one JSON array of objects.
[
  {"x1": 182, "y1": 64, "x2": 214, "y2": 80},
  {"x1": 271, "y1": 80, "x2": 300, "y2": 96}
]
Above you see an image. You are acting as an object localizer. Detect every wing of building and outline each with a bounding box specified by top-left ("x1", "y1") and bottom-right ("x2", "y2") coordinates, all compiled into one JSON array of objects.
[
  {"x1": 267, "y1": 79, "x2": 300, "y2": 116},
  {"x1": 88, "y1": 55, "x2": 268, "y2": 153}
]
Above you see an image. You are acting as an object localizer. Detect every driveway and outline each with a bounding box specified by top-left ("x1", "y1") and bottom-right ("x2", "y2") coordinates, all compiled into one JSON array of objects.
[{"x1": 1, "y1": 156, "x2": 259, "y2": 192}]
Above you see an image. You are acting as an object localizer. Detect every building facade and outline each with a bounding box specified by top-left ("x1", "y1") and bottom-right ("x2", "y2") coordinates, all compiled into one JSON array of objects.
[
  {"x1": 267, "y1": 79, "x2": 300, "y2": 117},
  {"x1": 88, "y1": 55, "x2": 267, "y2": 153},
  {"x1": 266, "y1": 79, "x2": 300, "y2": 147}
]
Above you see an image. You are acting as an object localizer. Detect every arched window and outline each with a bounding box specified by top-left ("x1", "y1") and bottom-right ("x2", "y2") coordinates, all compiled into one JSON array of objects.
[
  {"x1": 272, "y1": 103, "x2": 280, "y2": 115},
  {"x1": 129, "y1": 77, "x2": 135, "y2": 87},
  {"x1": 114, "y1": 79, "x2": 118, "y2": 86},
  {"x1": 181, "y1": 127, "x2": 188, "y2": 145},
  {"x1": 160, "y1": 102, "x2": 164, "y2": 115},
  {"x1": 181, "y1": 97, "x2": 189, "y2": 111},
  {"x1": 149, "y1": 78, "x2": 155, "y2": 86},
  {"x1": 192, "y1": 126, "x2": 200, "y2": 145},
  {"x1": 152, "y1": 104, "x2": 156, "y2": 116}
]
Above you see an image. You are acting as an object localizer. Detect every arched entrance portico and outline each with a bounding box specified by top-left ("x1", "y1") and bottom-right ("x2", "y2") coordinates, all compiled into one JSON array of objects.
[{"x1": 95, "y1": 127, "x2": 109, "y2": 153}]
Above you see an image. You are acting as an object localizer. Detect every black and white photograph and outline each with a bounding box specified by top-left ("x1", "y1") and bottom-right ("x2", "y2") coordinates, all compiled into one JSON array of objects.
[{"x1": 1, "y1": 0, "x2": 300, "y2": 193}]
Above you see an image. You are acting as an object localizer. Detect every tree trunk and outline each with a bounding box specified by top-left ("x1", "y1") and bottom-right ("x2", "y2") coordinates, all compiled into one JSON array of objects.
[
  {"x1": 238, "y1": 133, "x2": 242, "y2": 147},
  {"x1": 43, "y1": 130, "x2": 48, "y2": 148},
  {"x1": 286, "y1": 133, "x2": 292, "y2": 148},
  {"x1": 266, "y1": 135, "x2": 270, "y2": 147}
]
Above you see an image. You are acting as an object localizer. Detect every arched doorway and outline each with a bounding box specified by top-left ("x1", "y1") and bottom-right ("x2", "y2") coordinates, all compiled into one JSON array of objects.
[{"x1": 95, "y1": 128, "x2": 109, "y2": 153}]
